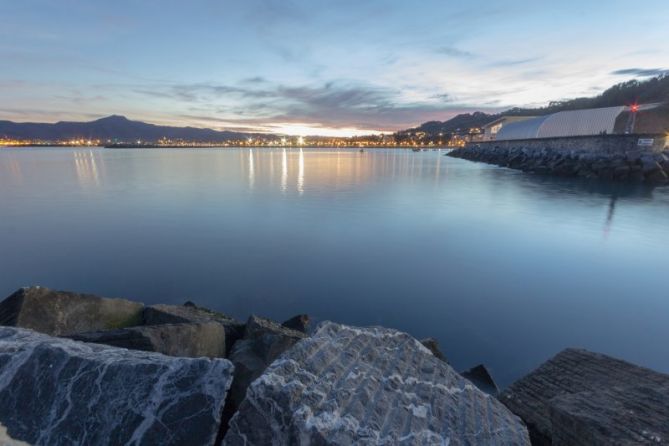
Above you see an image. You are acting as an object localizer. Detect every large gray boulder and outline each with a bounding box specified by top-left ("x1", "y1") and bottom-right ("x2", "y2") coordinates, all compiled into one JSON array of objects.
[
  {"x1": 144, "y1": 303, "x2": 243, "y2": 354},
  {"x1": 224, "y1": 322, "x2": 530, "y2": 445},
  {"x1": 0, "y1": 327, "x2": 234, "y2": 446},
  {"x1": 68, "y1": 321, "x2": 227, "y2": 358},
  {"x1": 500, "y1": 348, "x2": 669, "y2": 445},
  {"x1": 227, "y1": 315, "x2": 306, "y2": 408},
  {"x1": 0, "y1": 286, "x2": 144, "y2": 336}
]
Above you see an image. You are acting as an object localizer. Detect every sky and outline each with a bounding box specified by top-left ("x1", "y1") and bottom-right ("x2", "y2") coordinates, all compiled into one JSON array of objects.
[{"x1": 1, "y1": 0, "x2": 668, "y2": 136}]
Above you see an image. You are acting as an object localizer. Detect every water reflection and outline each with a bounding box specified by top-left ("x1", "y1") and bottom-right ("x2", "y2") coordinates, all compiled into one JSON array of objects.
[
  {"x1": 603, "y1": 195, "x2": 618, "y2": 239},
  {"x1": 248, "y1": 149, "x2": 255, "y2": 190},
  {"x1": 297, "y1": 149, "x2": 304, "y2": 195},
  {"x1": 4, "y1": 154, "x2": 23, "y2": 184},
  {"x1": 73, "y1": 150, "x2": 101, "y2": 188},
  {"x1": 279, "y1": 149, "x2": 286, "y2": 193}
]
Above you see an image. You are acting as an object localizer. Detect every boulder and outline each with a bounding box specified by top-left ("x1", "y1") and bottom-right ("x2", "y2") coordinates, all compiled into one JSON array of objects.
[
  {"x1": 224, "y1": 322, "x2": 530, "y2": 445},
  {"x1": 460, "y1": 364, "x2": 499, "y2": 396},
  {"x1": 500, "y1": 348, "x2": 669, "y2": 445},
  {"x1": 0, "y1": 327, "x2": 234, "y2": 446},
  {"x1": 144, "y1": 303, "x2": 244, "y2": 354},
  {"x1": 68, "y1": 321, "x2": 227, "y2": 358},
  {"x1": 419, "y1": 337, "x2": 448, "y2": 362},
  {"x1": 227, "y1": 315, "x2": 306, "y2": 409},
  {"x1": 549, "y1": 384, "x2": 669, "y2": 446},
  {"x1": 0, "y1": 286, "x2": 143, "y2": 336},
  {"x1": 281, "y1": 314, "x2": 310, "y2": 333}
]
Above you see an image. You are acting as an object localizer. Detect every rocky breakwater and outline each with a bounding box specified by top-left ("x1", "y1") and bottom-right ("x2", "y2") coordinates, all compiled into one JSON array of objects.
[
  {"x1": 449, "y1": 135, "x2": 669, "y2": 185},
  {"x1": 0, "y1": 286, "x2": 531, "y2": 445},
  {"x1": 4, "y1": 287, "x2": 669, "y2": 445}
]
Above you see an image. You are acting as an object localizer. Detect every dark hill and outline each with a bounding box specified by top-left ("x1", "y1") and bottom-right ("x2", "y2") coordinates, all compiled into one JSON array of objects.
[{"x1": 0, "y1": 115, "x2": 249, "y2": 142}]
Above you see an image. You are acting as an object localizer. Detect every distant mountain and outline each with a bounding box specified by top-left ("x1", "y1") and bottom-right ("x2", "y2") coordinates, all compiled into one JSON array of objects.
[
  {"x1": 399, "y1": 74, "x2": 669, "y2": 139},
  {"x1": 0, "y1": 115, "x2": 250, "y2": 142}
]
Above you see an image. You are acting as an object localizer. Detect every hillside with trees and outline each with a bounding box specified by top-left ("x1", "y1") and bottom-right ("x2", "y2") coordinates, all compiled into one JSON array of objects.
[{"x1": 398, "y1": 74, "x2": 669, "y2": 142}]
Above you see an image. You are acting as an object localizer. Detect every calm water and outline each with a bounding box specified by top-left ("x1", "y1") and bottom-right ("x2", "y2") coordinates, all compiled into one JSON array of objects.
[{"x1": 1, "y1": 147, "x2": 668, "y2": 386}]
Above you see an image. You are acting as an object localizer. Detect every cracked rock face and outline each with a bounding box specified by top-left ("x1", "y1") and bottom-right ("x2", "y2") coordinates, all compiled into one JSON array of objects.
[
  {"x1": 0, "y1": 327, "x2": 234, "y2": 446},
  {"x1": 224, "y1": 322, "x2": 530, "y2": 445},
  {"x1": 227, "y1": 315, "x2": 306, "y2": 409},
  {"x1": 0, "y1": 287, "x2": 144, "y2": 336}
]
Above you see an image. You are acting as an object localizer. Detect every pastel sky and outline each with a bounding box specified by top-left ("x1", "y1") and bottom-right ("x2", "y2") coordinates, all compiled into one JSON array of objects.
[{"x1": 2, "y1": 0, "x2": 668, "y2": 136}]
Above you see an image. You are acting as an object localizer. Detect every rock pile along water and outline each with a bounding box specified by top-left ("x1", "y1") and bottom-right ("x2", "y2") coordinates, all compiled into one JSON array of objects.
[
  {"x1": 449, "y1": 145, "x2": 669, "y2": 185},
  {"x1": 1, "y1": 286, "x2": 668, "y2": 445}
]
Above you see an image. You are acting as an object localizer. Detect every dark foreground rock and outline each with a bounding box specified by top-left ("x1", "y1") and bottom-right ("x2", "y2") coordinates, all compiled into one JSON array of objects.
[
  {"x1": 227, "y1": 315, "x2": 307, "y2": 408},
  {"x1": 420, "y1": 337, "x2": 448, "y2": 362},
  {"x1": 449, "y1": 145, "x2": 669, "y2": 185},
  {"x1": 460, "y1": 364, "x2": 499, "y2": 396},
  {"x1": 500, "y1": 348, "x2": 669, "y2": 445},
  {"x1": 144, "y1": 303, "x2": 244, "y2": 354},
  {"x1": 0, "y1": 327, "x2": 234, "y2": 446},
  {"x1": 0, "y1": 286, "x2": 144, "y2": 336},
  {"x1": 281, "y1": 314, "x2": 310, "y2": 333},
  {"x1": 224, "y1": 322, "x2": 530, "y2": 445},
  {"x1": 69, "y1": 321, "x2": 227, "y2": 358}
]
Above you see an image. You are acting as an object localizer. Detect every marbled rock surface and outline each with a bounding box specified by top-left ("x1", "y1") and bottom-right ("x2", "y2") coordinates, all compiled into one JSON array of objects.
[
  {"x1": 227, "y1": 315, "x2": 306, "y2": 408},
  {"x1": 0, "y1": 286, "x2": 144, "y2": 336},
  {"x1": 224, "y1": 322, "x2": 530, "y2": 445},
  {"x1": 0, "y1": 422, "x2": 30, "y2": 446},
  {"x1": 144, "y1": 303, "x2": 243, "y2": 354},
  {"x1": 69, "y1": 321, "x2": 227, "y2": 358},
  {"x1": 500, "y1": 348, "x2": 669, "y2": 445},
  {"x1": 0, "y1": 327, "x2": 234, "y2": 446}
]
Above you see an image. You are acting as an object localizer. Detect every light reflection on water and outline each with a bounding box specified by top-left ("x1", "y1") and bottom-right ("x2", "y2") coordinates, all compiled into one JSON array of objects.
[{"x1": 1, "y1": 147, "x2": 668, "y2": 387}]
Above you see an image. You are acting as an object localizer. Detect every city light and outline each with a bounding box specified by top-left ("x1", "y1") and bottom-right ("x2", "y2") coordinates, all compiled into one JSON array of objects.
[{"x1": 0, "y1": 126, "x2": 484, "y2": 149}]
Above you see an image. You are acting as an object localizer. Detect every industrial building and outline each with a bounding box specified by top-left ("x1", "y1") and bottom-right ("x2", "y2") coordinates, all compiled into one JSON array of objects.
[{"x1": 484, "y1": 104, "x2": 666, "y2": 141}]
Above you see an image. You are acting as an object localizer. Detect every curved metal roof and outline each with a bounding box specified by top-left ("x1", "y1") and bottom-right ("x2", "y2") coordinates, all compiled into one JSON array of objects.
[
  {"x1": 538, "y1": 106, "x2": 626, "y2": 138},
  {"x1": 495, "y1": 115, "x2": 549, "y2": 140},
  {"x1": 495, "y1": 106, "x2": 629, "y2": 140}
]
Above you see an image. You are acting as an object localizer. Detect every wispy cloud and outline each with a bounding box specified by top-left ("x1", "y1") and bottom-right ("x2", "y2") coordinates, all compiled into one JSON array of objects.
[
  {"x1": 131, "y1": 80, "x2": 486, "y2": 131},
  {"x1": 435, "y1": 46, "x2": 475, "y2": 59},
  {"x1": 611, "y1": 68, "x2": 669, "y2": 77},
  {"x1": 486, "y1": 57, "x2": 542, "y2": 68}
]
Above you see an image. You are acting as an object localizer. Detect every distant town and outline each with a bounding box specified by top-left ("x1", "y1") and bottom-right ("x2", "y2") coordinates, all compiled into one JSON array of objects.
[{"x1": 0, "y1": 129, "x2": 474, "y2": 149}]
